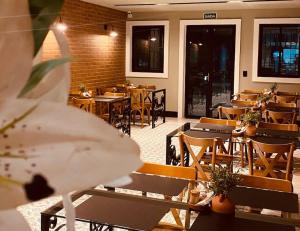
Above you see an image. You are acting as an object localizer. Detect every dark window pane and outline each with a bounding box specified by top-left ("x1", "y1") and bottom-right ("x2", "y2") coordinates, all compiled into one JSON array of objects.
[
  {"x1": 258, "y1": 24, "x2": 300, "y2": 78},
  {"x1": 132, "y1": 26, "x2": 164, "y2": 73}
]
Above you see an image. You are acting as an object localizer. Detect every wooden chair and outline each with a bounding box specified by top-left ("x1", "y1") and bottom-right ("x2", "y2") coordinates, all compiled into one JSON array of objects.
[
  {"x1": 72, "y1": 97, "x2": 94, "y2": 113},
  {"x1": 98, "y1": 87, "x2": 118, "y2": 95},
  {"x1": 218, "y1": 106, "x2": 247, "y2": 120},
  {"x1": 267, "y1": 101, "x2": 297, "y2": 109},
  {"x1": 238, "y1": 174, "x2": 293, "y2": 192},
  {"x1": 130, "y1": 88, "x2": 150, "y2": 128},
  {"x1": 231, "y1": 100, "x2": 257, "y2": 107},
  {"x1": 179, "y1": 133, "x2": 233, "y2": 181},
  {"x1": 258, "y1": 122, "x2": 298, "y2": 132},
  {"x1": 238, "y1": 93, "x2": 259, "y2": 101},
  {"x1": 104, "y1": 92, "x2": 126, "y2": 97},
  {"x1": 265, "y1": 110, "x2": 296, "y2": 124},
  {"x1": 277, "y1": 91, "x2": 299, "y2": 96},
  {"x1": 241, "y1": 89, "x2": 263, "y2": 94},
  {"x1": 138, "y1": 84, "x2": 156, "y2": 90},
  {"x1": 137, "y1": 162, "x2": 196, "y2": 230},
  {"x1": 199, "y1": 117, "x2": 237, "y2": 127},
  {"x1": 275, "y1": 95, "x2": 297, "y2": 103},
  {"x1": 247, "y1": 140, "x2": 295, "y2": 181}
]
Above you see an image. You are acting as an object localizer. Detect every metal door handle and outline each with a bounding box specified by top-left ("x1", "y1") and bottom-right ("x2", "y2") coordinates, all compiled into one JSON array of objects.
[{"x1": 204, "y1": 73, "x2": 210, "y2": 82}]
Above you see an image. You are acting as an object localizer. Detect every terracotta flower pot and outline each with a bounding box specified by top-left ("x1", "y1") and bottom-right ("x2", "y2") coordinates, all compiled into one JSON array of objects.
[
  {"x1": 245, "y1": 124, "x2": 257, "y2": 137},
  {"x1": 211, "y1": 195, "x2": 235, "y2": 214}
]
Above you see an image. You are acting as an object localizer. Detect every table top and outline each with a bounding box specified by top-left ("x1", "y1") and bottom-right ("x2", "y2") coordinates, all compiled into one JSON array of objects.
[
  {"x1": 191, "y1": 122, "x2": 236, "y2": 134},
  {"x1": 115, "y1": 173, "x2": 188, "y2": 196},
  {"x1": 191, "y1": 212, "x2": 295, "y2": 231},
  {"x1": 76, "y1": 195, "x2": 170, "y2": 231}
]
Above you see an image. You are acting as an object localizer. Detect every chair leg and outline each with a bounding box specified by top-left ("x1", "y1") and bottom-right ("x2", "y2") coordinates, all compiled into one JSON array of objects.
[
  {"x1": 141, "y1": 109, "x2": 144, "y2": 128},
  {"x1": 147, "y1": 109, "x2": 151, "y2": 125}
]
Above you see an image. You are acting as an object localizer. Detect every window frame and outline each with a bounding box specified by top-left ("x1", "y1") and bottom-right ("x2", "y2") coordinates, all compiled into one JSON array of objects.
[
  {"x1": 126, "y1": 21, "x2": 169, "y2": 78},
  {"x1": 252, "y1": 18, "x2": 300, "y2": 83}
]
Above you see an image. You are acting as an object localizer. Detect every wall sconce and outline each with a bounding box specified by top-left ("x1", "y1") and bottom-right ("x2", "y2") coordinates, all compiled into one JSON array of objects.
[
  {"x1": 104, "y1": 24, "x2": 118, "y2": 38},
  {"x1": 56, "y1": 15, "x2": 67, "y2": 32}
]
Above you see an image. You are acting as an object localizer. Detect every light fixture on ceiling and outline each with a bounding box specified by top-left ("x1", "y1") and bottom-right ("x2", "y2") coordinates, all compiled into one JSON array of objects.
[
  {"x1": 104, "y1": 24, "x2": 118, "y2": 38},
  {"x1": 56, "y1": 15, "x2": 67, "y2": 32},
  {"x1": 150, "y1": 37, "x2": 157, "y2": 42},
  {"x1": 127, "y1": 11, "x2": 133, "y2": 19},
  {"x1": 227, "y1": 0, "x2": 243, "y2": 3},
  {"x1": 156, "y1": 3, "x2": 169, "y2": 6}
]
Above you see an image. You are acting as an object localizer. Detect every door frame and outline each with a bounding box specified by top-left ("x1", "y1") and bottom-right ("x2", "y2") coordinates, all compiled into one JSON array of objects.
[{"x1": 178, "y1": 19, "x2": 241, "y2": 118}]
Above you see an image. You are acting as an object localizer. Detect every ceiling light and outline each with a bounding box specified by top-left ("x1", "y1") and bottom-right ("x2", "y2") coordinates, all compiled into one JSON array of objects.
[
  {"x1": 228, "y1": 0, "x2": 243, "y2": 3},
  {"x1": 198, "y1": 43, "x2": 203, "y2": 46},
  {"x1": 56, "y1": 16, "x2": 67, "y2": 32},
  {"x1": 150, "y1": 37, "x2": 157, "y2": 41},
  {"x1": 156, "y1": 3, "x2": 169, "y2": 6},
  {"x1": 110, "y1": 30, "x2": 118, "y2": 38}
]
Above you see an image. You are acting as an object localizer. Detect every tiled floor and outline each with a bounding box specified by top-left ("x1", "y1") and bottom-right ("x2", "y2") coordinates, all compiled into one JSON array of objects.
[{"x1": 18, "y1": 117, "x2": 300, "y2": 230}]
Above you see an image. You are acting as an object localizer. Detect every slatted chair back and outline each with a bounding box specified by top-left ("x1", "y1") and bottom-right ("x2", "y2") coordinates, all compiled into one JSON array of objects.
[
  {"x1": 130, "y1": 88, "x2": 145, "y2": 110},
  {"x1": 247, "y1": 140, "x2": 295, "y2": 181},
  {"x1": 267, "y1": 101, "x2": 297, "y2": 109},
  {"x1": 238, "y1": 93, "x2": 259, "y2": 101},
  {"x1": 275, "y1": 95, "x2": 297, "y2": 104},
  {"x1": 231, "y1": 100, "x2": 257, "y2": 107},
  {"x1": 179, "y1": 133, "x2": 232, "y2": 181},
  {"x1": 258, "y1": 122, "x2": 299, "y2": 132},
  {"x1": 104, "y1": 92, "x2": 126, "y2": 97},
  {"x1": 72, "y1": 97, "x2": 94, "y2": 113},
  {"x1": 137, "y1": 162, "x2": 197, "y2": 180},
  {"x1": 277, "y1": 91, "x2": 299, "y2": 96},
  {"x1": 138, "y1": 85, "x2": 156, "y2": 90},
  {"x1": 218, "y1": 106, "x2": 247, "y2": 120},
  {"x1": 265, "y1": 110, "x2": 296, "y2": 124},
  {"x1": 241, "y1": 89, "x2": 263, "y2": 94},
  {"x1": 199, "y1": 117, "x2": 237, "y2": 127},
  {"x1": 239, "y1": 175, "x2": 293, "y2": 192}
]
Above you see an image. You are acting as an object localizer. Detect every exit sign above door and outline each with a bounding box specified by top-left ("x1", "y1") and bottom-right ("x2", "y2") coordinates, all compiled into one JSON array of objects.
[{"x1": 203, "y1": 12, "x2": 217, "y2": 19}]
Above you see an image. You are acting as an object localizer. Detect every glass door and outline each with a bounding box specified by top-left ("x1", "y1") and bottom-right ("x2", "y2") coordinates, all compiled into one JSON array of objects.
[{"x1": 185, "y1": 25, "x2": 236, "y2": 118}]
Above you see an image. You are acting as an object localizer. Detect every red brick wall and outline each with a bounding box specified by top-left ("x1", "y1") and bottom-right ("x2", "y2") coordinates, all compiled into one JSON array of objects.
[{"x1": 42, "y1": 0, "x2": 127, "y2": 93}]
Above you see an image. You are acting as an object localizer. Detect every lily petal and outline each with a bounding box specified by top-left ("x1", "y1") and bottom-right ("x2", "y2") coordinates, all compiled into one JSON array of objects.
[
  {"x1": 0, "y1": 209, "x2": 31, "y2": 231},
  {"x1": 0, "y1": 99, "x2": 142, "y2": 210},
  {"x1": 0, "y1": 0, "x2": 33, "y2": 98}
]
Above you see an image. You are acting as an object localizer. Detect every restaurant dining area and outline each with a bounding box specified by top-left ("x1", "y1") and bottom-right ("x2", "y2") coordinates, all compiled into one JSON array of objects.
[{"x1": 1, "y1": 0, "x2": 300, "y2": 231}]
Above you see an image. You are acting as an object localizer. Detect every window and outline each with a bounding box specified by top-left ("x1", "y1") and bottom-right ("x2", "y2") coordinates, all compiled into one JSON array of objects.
[
  {"x1": 132, "y1": 26, "x2": 164, "y2": 73},
  {"x1": 258, "y1": 24, "x2": 300, "y2": 77},
  {"x1": 253, "y1": 18, "x2": 300, "y2": 83},
  {"x1": 126, "y1": 21, "x2": 169, "y2": 78}
]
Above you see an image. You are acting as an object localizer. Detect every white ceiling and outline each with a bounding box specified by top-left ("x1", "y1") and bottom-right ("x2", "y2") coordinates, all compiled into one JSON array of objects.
[{"x1": 82, "y1": 0, "x2": 300, "y2": 12}]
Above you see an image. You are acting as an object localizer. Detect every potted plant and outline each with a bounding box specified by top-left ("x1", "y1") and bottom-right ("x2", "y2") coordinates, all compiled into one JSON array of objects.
[
  {"x1": 270, "y1": 82, "x2": 278, "y2": 94},
  {"x1": 241, "y1": 111, "x2": 261, "y2": 136},
  {"x1": 79, "y1": 83, "x2": 91, "y2": 97},
  {"x1": 209, "y1": 166, "x2": 241, "y2": 214},
  {"x1": 258, "y1": 93, "x2": 271, "y2": 111}
]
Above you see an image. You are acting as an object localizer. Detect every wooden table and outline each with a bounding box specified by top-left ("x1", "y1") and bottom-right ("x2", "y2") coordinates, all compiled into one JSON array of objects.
[
  {"x1": 41, "y1": 173, "x2": 189, "y2": 231},
  {"x1": 94, "y1": 96, "x2": 131, "y2": 136},
  {"x1": 166, "y1": 122, "x2": 300, "y2": 166},
  {"x1": 41, "y1": 173, "x2": 300, "y2": 230}
]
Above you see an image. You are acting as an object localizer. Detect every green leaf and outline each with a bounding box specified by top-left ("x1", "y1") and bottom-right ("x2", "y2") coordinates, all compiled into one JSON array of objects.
[
  {"x1": 29, "y1": 0, "x2": 65, "y2": 56},
  {"x1": 18, "y1": 58, "x2": 69, "y2": 97}
]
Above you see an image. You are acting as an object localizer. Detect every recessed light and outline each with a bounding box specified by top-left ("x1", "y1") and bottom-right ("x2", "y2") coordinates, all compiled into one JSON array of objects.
[
  {"x1": 156, "y1": 3, "x2": 169, "y2": 6},
  {"x1": 228, "y1": 0, "x2": 243, "y2": 3},
  {"x1": 150, "y1": 37, "x2": 157, "y2": 41}
]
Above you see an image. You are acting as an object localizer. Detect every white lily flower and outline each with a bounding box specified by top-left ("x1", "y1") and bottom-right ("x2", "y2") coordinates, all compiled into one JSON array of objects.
[{"x1": 0, "y1": 1, "x2": 142, "y2": 230}]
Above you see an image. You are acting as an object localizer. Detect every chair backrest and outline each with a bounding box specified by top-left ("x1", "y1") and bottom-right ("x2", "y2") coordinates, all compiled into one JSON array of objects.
[
  {"x1": 238, "y1": 174, "x2": 293, "y2": 192},
  {"x1": 104, "y1": 92, "x2": 126, "y2": 97},
  {"x1": 179, "y1": 133, "x2": 229, "y2": 181},
  {"x1": 72, "y1": 97, "x2": 94, "y2": 112},
  {"x1": 267, "y1": 101, "x2": 297, "y2": 109},
  {"x1": 99, "y1": 87, "x2": 118, "y2": 95},
  {"x1": 241, "y1": 89, "x2": 263, "y2": 94},
  {"x1": 277, "y1": 91, "x2": 299, "y2": 96},
  {"x1": 137, "y1": 162, "x2": 197, "y2": 180},
  {"x1": 130, "y1": 88, "x2": 146, "y2": 109},
  {"x1": 247, "y1": 140, "x2": 295, "y2": 181},
  {"x1": 238, "y1": 93, "x2": 259, "y2": 101},
  {"x1": 275, "y1": 95, "x2": 297, "y2": 104},
  {"x1": 258, "y1": 122, "x2": 299, "y2": 132},
  {"x1": 218, "y1": 106, "x2": 247, "y2": 120},
  {"x1": 199, "y1": 117, "x2": 237, "y2": 127},
  {"x1": 265, "y1": 110, "x2": 296, "y2": 124},
  {"x1": 231, "y1": 100, "x2": 257, "y2": 107},
  {"x1": 138, "y1": 85, "x2": 156, "y2": 90}
]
